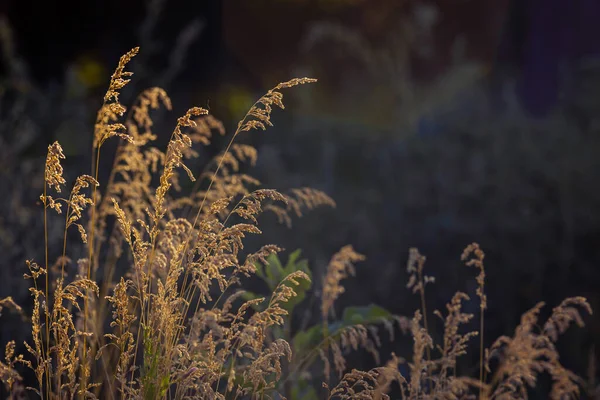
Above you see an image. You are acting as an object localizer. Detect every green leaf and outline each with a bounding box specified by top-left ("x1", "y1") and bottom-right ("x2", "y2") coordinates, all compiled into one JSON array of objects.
[
  {"x1": 342, "y1": 304, "x2": 393, "y2": 325},
  {"x1": 283, "y1": 256, "x2": 310, "y2": 281},
  {"x1": 255, "y1": 260, "x2": 265, "y2": 280},
  {"x1": 280, "y1": 250, "x2": 312, "y2": 313},
  {"x1": 291, "y1": 379, "x2": 319, "y2": 400},
  {"x1": 254, "y1": 250, "x2": 312, "y2": 314},
  {"x1": 291, "y1": 305, "x2": 395, "y2": 380},
  {"x1": 294, "y1": 305, "x2": 391, "y2": 356},
  {"x1": 159, "y1": 375, "x2": 170, "y2": 397},
  {"x1": 264, "y1": 252, "x2": 285, "y2": 290},
  {"x1": 286, "y1": 249, "x2": 303, "y2": 270},
  {"x1": 292, "y1": 324, "x2": 323, "y2": 356},
  {"x1": 281, "y1": 269, "x2": 311, "y2": 313}
]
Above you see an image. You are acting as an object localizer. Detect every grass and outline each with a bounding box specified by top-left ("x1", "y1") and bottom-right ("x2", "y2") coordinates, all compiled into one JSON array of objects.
[{"x1": 0, "y1": 47, "x2": 595, "y2": 400}]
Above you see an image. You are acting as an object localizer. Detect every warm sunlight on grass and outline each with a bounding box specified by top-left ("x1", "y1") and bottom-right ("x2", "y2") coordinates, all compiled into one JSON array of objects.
[{"x1": 0, "y1": 47, "x2": 593, "y2": 400}]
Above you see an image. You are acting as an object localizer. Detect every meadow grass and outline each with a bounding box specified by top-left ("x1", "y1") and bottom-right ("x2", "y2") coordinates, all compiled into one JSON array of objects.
[{"x1": 0, "y1": 48, "x2": 594, "y2": 400}]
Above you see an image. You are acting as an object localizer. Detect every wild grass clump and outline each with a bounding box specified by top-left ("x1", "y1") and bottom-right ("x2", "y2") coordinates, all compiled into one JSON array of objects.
[{"x1": 0, "y1": 48, "x2": 594, "y2": 400}]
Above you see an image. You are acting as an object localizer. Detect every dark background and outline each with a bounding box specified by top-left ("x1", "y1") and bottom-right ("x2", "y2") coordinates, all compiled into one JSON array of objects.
[{"x1": 1, "y1": 0, "x2": 600, "y2": 397}]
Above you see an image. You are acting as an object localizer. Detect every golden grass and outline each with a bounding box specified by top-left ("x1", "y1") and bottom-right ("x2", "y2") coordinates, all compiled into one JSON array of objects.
[{"x1": 0, "y1": 47, "x2": 594, "y2": 400}]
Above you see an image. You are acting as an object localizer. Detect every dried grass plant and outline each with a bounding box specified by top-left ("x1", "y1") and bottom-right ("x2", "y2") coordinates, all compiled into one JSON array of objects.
[{"x1": 0, "y1": 48, "x2": 594, "y2": 400}]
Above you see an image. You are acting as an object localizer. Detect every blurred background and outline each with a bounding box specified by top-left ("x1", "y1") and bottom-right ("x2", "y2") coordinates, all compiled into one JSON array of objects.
[{"x1": 1, "y1": 0, "x2": 600, "y2": 396}]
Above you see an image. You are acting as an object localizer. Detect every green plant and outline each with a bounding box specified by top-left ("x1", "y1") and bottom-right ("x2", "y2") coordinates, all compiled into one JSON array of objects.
[{"x1": 244, "y1": 249, "x2": 403, "y2": 399}]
